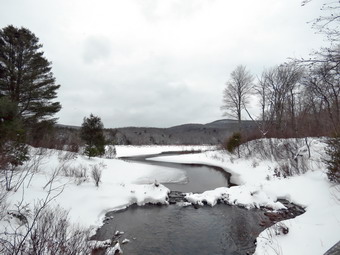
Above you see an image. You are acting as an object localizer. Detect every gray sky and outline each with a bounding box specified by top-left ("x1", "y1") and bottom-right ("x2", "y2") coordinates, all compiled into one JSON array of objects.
[{"x1": 0, "y1": 0, "x2": 327, "y2": 128}]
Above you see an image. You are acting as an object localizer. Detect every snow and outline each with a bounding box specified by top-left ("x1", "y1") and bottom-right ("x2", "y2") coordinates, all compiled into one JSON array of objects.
[
  {"x1": 147, "y1": 138, "x2": 340, "y2": 255},
  {"x1": 115, "y1": 230, "x2": 125, "y2": 236},
  {"x1": 1, "y1": 138, "x2": 339, "y2": 255},
  {"x1": 185, "y1": 186, "x2": 286, "y2": 210},
  {"x1": 88, "y1": 239, "x2": 112, "y2": 249},
  {"x1": 104, "y1": 242, "x2": 122, "y2": 255},
  {"x1": 115, "y1": 145, "x2": 215, "y2": 158},
  {"x1": 121, "y1": 238, "x2": 130, "y2": 244},
  {"x1": 1, "y1": 147, "x2": 188, "y2": 227}
]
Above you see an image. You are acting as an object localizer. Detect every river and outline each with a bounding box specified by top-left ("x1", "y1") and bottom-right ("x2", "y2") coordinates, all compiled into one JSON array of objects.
[{"x1": 91, "y1": 152, "x2": 301, "y2": 255}]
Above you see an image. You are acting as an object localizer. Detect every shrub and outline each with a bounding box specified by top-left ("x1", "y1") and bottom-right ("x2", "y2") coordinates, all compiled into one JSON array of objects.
[
  {"x1": 84, "y1": 145, "x2": 104, "y2": 158},
  {"x1": 0, "y1": 205, "x2": 91, "y2": 255},
  {"x1": 91, "y1": 165, "x2": 102, "y2": 187},
  {"x1": 105, "y1": 146, "x2": 116, "y2": 159},
  {"x1": 225, "y1": 132, "x2": 242, "y2": 153},
  {"x1": 324, "y1": 135, "x2": 340, "y2": 183}
]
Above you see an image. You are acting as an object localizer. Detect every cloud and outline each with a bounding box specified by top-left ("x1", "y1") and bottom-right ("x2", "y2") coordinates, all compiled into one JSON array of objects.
[
  {"x1": 83, "y1": 36, "x2": 111, "y2": 64},
  {"x1": 137, "y1": 0, "x2": 215, "y2": 22},
  {"x1": 0, "y1": 0, "x2": 327, "y2": 128}
]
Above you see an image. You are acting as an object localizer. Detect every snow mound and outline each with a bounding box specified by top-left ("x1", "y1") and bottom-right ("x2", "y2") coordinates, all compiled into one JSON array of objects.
[{"x1": 185, "y1": 186, "x2": 285, "y2": 210}]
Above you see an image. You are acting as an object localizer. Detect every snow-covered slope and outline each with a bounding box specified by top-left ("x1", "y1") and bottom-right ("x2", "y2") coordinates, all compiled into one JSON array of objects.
[
  {"x1": 1, "y1": 138, "x2": 339, "y2": 254},
  {"x1": 148, "y1": 138, "x2": 340, "y2": 255},
  {"x1": 1, "y1": 147, "x2": 189, "y2": 228}
]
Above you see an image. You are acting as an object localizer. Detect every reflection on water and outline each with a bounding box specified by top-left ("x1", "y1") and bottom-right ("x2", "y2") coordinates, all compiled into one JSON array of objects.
[
  {"x1": 123, "y1": 155, "x2": 232, "y2": 193},
  {"x1": 93, "y1": 204, "x2": 267, "y2": 255},
  {"x1": 163, "y1": 163, "x2": 230, "y2": 193},
  {"x1": 92, "y1": 154, "x2": 264, "y2": 254}
]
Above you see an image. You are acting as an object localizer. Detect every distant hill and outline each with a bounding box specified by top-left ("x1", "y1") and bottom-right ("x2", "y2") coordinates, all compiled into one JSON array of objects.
[
  {"x1": 106, "y1": 119, "x2": 256, "y2": 145},
  {"x1": 56, "y1": 119, "x2": 257, "y2": 145}
]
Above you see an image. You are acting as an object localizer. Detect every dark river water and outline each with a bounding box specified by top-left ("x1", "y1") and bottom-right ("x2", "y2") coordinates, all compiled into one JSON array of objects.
[
  {"x1": 94, "y1": 204, "x2": 267, "y2": 255},
  {"x1": 92, "y1": 153, "x2": 269, "y2": 255},
  {"x1": 122, "y1": 153, "x2": 232, "y2": 193}
]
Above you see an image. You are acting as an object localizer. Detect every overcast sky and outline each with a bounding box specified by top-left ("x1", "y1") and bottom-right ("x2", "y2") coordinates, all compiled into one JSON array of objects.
[{"x1": 0, "y1": 0, "x2": 328, "y2": 128}]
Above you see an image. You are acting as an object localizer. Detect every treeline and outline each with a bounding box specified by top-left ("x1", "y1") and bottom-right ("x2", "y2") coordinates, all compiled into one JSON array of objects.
[
  {"x1": 223, "y1": 52, "x2": 340, "y2": 182},
  {"x1": 221, "y1": 1, "x2": 339, "y2": 183},
  {"x1": 222, "y1": 2, "x2": 339, "y2": 140}
]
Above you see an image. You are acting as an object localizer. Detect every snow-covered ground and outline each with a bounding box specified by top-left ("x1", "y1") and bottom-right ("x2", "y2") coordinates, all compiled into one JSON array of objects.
[
  {"x1": 1, "y1": 147, "x2": 189, "y2": 227},
  {"x1": 148, "y1": 139, "x2": 340, "y2": 255},
  {"x1": 115, "y1": 144, "x2": 215, "y2": 157},
  {"x1": 1, "y1": 139, "x2": 339, "y2": 254}
]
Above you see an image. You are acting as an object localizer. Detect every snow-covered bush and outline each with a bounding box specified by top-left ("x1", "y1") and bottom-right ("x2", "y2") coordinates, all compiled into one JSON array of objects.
[
  {"x1": 238, "y1": 138, "x2": 326, "y2": 177},
  {"x1": 0, "y1": 205, "x2": 91, "y2": 255},
  {"x1": 105, "y1": 145, "x2": 117, "y2": 159},
  {"x1": 73, "y1": 165, "x2": 89, "y2": 185},
  {"x1": 58, "y1": 150, "x2": 77, "y2": 162},
  {"x1": 53, "y1": 161, "x2": 88, "y2": 185},
  {"x1": 65, "y1": 165, "x2": 88, "y2": 185},
  {"x1": 91, "y1": 164, "x2": 102, "y2": 187}
]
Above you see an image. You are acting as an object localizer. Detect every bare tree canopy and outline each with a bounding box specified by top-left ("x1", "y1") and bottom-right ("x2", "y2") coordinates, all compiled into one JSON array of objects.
[
  {"x1": 296, "y1": 1, "x2": 340, "y2": 135},
  {"x1": 221, "y1": 65, "x2": 254, "y2": 128},
  {"x1": 302, "y1": 51, "x2": 340, "y2": 133},
  {"x1": 262, "y1": 64, "x2": 304, "y2": 134},
  {"x1": 302, "y1": 0, "x2": 340, "y2": 42}
]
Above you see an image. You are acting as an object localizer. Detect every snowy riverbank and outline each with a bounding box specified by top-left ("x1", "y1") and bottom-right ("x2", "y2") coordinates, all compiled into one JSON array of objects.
[
  {"x1": 1, "y1": 139, "x2": 339, "y2": 254},
  {"x1": 148, "y1": 138, "x2": 340, "y2": 255}
]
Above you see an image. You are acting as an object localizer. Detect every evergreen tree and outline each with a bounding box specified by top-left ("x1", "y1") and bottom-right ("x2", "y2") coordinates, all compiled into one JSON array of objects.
[
  {"x1": 0, "y1": 97, "x2": 28, "y2": 168},
  {"x1": 325, "y1": 135, "x2": 340, "y2": 184},
  {"x1": 80, "y1": 114, "x2": 105, "y2": 157},
  {"x1": 225, "y1": 132, "x2": 242, "y2": 157},
  {"x1": 0, "y1": 25, "x2": 61, "y2": 126}
]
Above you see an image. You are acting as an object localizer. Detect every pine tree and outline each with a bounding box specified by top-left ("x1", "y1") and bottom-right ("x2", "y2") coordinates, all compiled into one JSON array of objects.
[
  {"x1": 0, "y1": 96, "x2": 28, "y2": 168},
  {"x1": 0, "y1": 25, "x2": 61, "y2": 126},
  {"x1": 80, "y1": 114, "x2": 105, "y2": 158}
]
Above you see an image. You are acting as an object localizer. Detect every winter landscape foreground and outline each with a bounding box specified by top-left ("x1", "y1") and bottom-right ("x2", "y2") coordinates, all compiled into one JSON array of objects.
[{"x1": 1, "y1": 138, "x2": 339, "y2": 254}]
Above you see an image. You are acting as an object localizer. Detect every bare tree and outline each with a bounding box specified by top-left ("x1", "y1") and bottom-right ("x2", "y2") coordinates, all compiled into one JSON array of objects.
[
  {"x1": 302, "y1": 47, "x2": 340, "y2": 134},
  {"x1": 253, "y1": 72, "x2": 271, "y2": 136},
  {"x1": 298, "y1": 1, "x2": 340, "y2": 135},
  {"x1": 221, "y1": 65, "x2": 254, "y2": 131},
  {"x1": 260, "y1": 63, "x2": 303, "y2": 136},
  {"x1": 302, "y1": 0, "x2": 340, "y2": 43}
]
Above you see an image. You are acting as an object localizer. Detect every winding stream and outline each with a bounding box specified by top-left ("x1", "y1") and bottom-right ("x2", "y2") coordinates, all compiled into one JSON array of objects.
[
  {"x1": 92, "y1": 152, "x2": 302, "y2": 255},
  {"x1": 121, "y1": 152, "x2": 232, "y2": 193}
]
